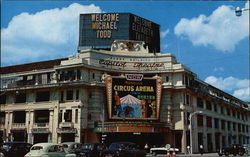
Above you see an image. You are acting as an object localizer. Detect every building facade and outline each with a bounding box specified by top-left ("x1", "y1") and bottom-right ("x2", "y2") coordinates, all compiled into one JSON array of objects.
[{"x1": 0, "y1": 40, "x2": 249, "y2": 153}]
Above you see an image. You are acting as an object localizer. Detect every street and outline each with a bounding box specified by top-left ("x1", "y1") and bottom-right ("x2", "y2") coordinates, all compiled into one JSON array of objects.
[{"x1": 146, "y1": 153, "x2": 250, "y2": 157}]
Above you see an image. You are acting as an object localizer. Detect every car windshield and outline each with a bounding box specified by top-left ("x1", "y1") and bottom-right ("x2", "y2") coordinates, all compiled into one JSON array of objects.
[
  {"x1": 82, "y1": 144, "x2": 94, "y2": 150},
  {"x1": 2, "y1": 144, "x2": 12, "y2": 151},
  {"x1": 109, "y1": 143, "x2": 135, "y2": 149},
  {"x1": 31, "y1": 146, "x2": 43, "y2": 150}
]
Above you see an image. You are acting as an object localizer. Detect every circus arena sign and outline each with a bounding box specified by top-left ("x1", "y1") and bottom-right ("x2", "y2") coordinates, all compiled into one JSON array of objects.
[{"x1": 105, "y1": 75, "x2": 162, "y2": 120}]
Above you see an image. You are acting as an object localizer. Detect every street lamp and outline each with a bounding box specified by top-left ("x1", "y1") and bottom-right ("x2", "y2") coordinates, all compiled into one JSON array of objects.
[
  {"x1": 189, "y1": 111, "x2": 203, "y2": 154},
  {"x1": 235, "y1": 6, "x2": 250, "y2": 16}
]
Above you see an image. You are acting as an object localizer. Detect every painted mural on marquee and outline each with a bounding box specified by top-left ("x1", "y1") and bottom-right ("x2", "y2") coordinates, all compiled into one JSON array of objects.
[{"x1": 105, "y1": 74, "x2": 162, "y2": 120}]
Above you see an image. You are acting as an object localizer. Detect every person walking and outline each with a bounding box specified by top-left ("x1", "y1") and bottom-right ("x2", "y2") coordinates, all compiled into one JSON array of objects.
[{"x1": 199, "y1": 144, "x2": 204, "y2": 156}]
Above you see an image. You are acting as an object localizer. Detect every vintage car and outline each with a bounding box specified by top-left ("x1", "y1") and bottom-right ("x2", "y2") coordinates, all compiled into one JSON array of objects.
[
  {"x1": 150, "y1": 144, "x2": 179, "y2": 156},
  {"x1": 24, "y1": 143, "x2": 67, "y2": 157},
  {"x1": 66, "y1": 143, "x2": 106, "y2": 157},
  {"x1": 0, "y1": 142, "x2": 32, "y2": 157},
  {"x1": 61, "y1": 142, "x2": 82, "y2": 153},
  {"x1": 218, "y1": 144, "x2": 245, "y2": 156},
  {"x1": 101, "y1": 142, "x2": 146, "y2": 157},
  {"x1": 243, "y1": 144, "x2": 250, "y2": 155}
]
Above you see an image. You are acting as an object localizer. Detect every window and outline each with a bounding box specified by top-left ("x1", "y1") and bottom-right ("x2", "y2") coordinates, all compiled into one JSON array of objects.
[
  {"x1": 186, "y1": 94, "x2": 190, "y2": 105},
  {"x1": 34, "y1": 110, "x2": 49, "y2": 123},
  {"x1": 166, "y1": 76, "x2": 169, "y2": 82},
  {"x1": 206, "y1": 101, "x2": 212, "y2": 110},
  {"x1": 36, "y1": 91, "x2": 50, "y2": 102},
  {"x1": 75, "y1": 109, "x2": 78, "y2": 123},
  {"x1": 184, "y1": 94, "x2": 190, "y2": 105},
  {"x1": 221, "y1": 120, "x2": 225, "y2": 130},
  {"x1": 0, "y1": 112, "x2": 5, "y2": 124},
  {"x1": 0, "y1": 95, "x2": 6, "y2": 104},
  {"x1": 64, "y1": 110, "x2": 72, "y2": 122},
  {"x1": 92, "y1": 73, "x2": 95, "y2": 79},
  {"x1": 221, "y1": 106, "x2": 224, "y2": 114},
  {"x1": 214, "y1": 118, "x2": 219, "y2": 129},
  {"x1": 77, "y1": 70, "x2": 81, "y2": 80},
  {"x1": 60, "y1": 91, "x2": 64, "y2": 102},
  {"x1": 197, "y1": 97, "x2": 203, "y2": 108},
  {"x1": 227, "y1": 121, "x2": 231, "y2": 131},
  {"x1": 15, "y1": 93, "x2": 26, "y2": 103},
  {"x1": 197, "y1": 115, "x2": 203, "y2": 127},
  {"x1": 214, "y1": 104, "x2": 217, "y2": 112},
  {"x1": 186, "y1": 112, "x2": 190, "y2": 125},
  {"x1": 13, "y1": 111, "x2": 26, "y2": 123},
  {"x1": 233, "y1": 123, "x2": 236, "y2": 131},
  {"x1": 232, "y1": 110, "x2": 236, "y2": 117},
  {"x1": 237, "y1": 112, "x2": 240, "y2": 119},
  {"x1": 66, "y1": 90, "x2": 73, "y2": 100},
  {"x1": 206, "y1": 116, "x2": 212, "y2": 128},
  {"x1": 227, "y1": 108, "x2": 231, "y2": 116},
  {"x1": 58, "y1": 110, "x2": 62, "y2": 123},
  {"x1": 238, "y1": 123, "x2": 241, "y2": 132},
  {"x1": 76, "y1": 90, "x2": 79, "y2": 100}
]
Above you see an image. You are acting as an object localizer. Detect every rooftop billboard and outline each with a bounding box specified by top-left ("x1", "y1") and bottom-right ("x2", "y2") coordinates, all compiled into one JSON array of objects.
[
  {"x1": 105, "y1": 75, "x2": 162, "y2": 120},
  {"x1": 79, "y1": 13, "x2": 160, "y2": 53}
]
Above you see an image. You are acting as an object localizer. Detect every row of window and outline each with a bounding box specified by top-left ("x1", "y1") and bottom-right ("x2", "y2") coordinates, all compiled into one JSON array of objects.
[
  {"x1": 0, "y1": 109, "x2": 79, "y2": 124},
  {"x1": 197, "y1": 97, "x2": 249, "y2": 121},
  {"x1": 0, "y1": 89, "x2": 82, "y2": 104},
  {"x1": 196, "y1": 114, "x2": 249, "y2": 133}
]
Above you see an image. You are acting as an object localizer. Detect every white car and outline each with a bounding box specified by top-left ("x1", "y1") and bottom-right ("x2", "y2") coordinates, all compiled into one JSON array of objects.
[
  {"x1": 25, "y1": 143, "x2": 67, "y2": 157},
  {"x1": 150, "y1": 145, "x2": 179, "y2": 156}
]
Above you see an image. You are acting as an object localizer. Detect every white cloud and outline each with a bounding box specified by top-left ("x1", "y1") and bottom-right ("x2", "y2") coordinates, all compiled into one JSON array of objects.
[
  {"x1": 161, "y1": 28, "x2": 170, "y2": 38},
  {"x1": 174, "y1": 2, "x2": 249, "y2": 52},
  {"x1": 213, "y1": 67, "x2": 224, "y2": 72},
  {"x1": 1, "y1": 3, "x2": 102, "y2": 66},
  {"x1": 205, "y1": 76, "x2": 249, "y2": 101},
  {"x1": 233, "y1": 87, "x2": 250, "y2": 101}
]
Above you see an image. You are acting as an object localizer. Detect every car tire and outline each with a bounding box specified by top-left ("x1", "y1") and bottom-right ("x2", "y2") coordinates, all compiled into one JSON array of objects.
[
  {"x1": 225, "y1": 152, "x2": 229, "y2": 156},
  {"x1": 218, "y1": 154, "x2": 222, "y2": 156},
  {"x1": 239, "y1": 152, "x2": 244, "y2": 156},
  {"x1": 152, "y1": 151, "x2": 157, "y2": 156},
  {"x1": 0, "y1": 152, "x2": 4, "y2": 157},
  {"x1": 233, "y1": 154, "x2": 237, "y2": 156}
]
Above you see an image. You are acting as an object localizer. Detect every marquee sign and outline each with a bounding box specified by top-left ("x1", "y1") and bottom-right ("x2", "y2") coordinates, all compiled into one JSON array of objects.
[
  {"x1": 105, "y1": 75, "x2": 162, "y2": 120},
  {"x1": 79, "y1": 13, "x2": 160, "y2": 53}
]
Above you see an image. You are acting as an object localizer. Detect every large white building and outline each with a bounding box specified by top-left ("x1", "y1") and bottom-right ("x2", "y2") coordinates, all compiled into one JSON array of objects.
[{"x1": 1, "y1": 13, "x2": 250, "y2": 153}]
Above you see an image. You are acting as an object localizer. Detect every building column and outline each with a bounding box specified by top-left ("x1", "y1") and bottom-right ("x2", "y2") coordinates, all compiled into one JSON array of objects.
[{"x1": 182, "y1": 129, "x2": 187, "y2": 153}]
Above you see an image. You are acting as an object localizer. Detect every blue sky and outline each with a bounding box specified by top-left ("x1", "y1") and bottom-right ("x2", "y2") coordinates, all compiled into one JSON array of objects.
[{"x1": 1, "y1": 1, "x2": 249, "y2": 101}]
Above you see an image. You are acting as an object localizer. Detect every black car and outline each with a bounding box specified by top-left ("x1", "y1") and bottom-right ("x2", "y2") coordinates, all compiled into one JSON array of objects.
[
  {"x1": 102, "y1": 142, "x2": 146, "y2": 157},
  {"x1": 0, "y1": 142, "x2": 32, "y2": 157},
  {"x1": 218, "y1": 144, "x2": 245, "y2": 156},
  {"x1": 68, "y1": 143, "x2": 106, "y2": 157}
]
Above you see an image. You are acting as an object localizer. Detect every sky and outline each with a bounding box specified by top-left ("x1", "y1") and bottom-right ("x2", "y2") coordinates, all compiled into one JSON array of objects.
[{"x1": 1, "y1": 0, "x2": 249, "y2": 102}]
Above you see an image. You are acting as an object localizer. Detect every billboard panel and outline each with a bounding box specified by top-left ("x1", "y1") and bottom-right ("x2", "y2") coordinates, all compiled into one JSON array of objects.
[
  {"x1": 105, "y1": 75, "x2": 162, "y2": 120},
  {"x1": 78, "y1": 13, "x2": 160, "y2": 52}
]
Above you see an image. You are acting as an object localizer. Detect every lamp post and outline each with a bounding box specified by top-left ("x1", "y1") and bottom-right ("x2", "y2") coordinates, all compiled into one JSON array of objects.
[
  {"x1": 235, "y1": 6, "x2": 250, "y2": 16},
  {"x1": 189, "y1": 111, "x2": 203, "y2": 154}
]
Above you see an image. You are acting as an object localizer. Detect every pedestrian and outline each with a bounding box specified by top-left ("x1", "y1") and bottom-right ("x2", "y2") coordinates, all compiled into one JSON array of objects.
[
  {"x1": 187, "y1": 145, "x2": 190, "y2": 154},
  {"x1": 144, "y1": 143, "x2": 149, "y2": 153},
  {"x1": 199, "y1": 144, "x2": 204, "y2": 155}
]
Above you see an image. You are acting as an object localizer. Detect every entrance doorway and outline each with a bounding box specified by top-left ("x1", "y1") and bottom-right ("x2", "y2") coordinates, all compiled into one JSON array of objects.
[
  {"x1": 104, "y1": 133, "x2": 165, "y2": 148},
  {"x1": 33, "y1": 134, "x2": 49, "y2": 144},
  {"x1": 12, "y1": 131, "x2": 26, "y2": 142}
]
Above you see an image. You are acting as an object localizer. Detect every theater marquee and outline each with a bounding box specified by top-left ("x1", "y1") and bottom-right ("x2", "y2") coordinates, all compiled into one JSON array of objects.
[{"x1": 105, "y1": 75, "x2": 162, "y2": 120}]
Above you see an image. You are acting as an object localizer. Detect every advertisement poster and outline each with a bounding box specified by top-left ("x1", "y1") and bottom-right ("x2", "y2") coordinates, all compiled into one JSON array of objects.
[{"x1": 105, "y1": 75, "x2": 162, "y2": 120}]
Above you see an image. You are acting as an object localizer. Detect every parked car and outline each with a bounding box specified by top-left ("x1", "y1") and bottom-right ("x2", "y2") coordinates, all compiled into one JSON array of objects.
[
  {"x1": 101, "y1": 142, "x2": 146, "y2": 157},
  {"x1": 66, "y1": 143, "x2": 106, "y2": 157},
  {"x1": 61, "y1": 142, "x2": 82, "y2": 153},
  {"x1": 243, "y1": 144, "x2": 250, "y2": 155},
  {"x1": 150, "y1": 144, "x2": 179, "y2": 156},
  {"x1": 0, "y1": 142, "x2": 32, "y2": 157},
  {"x1": 24, "y1": 143, "x2": 67, "y2": 157},
  {"x1": 218, "y1": 144, "x2": 245, "y2": 156}
]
